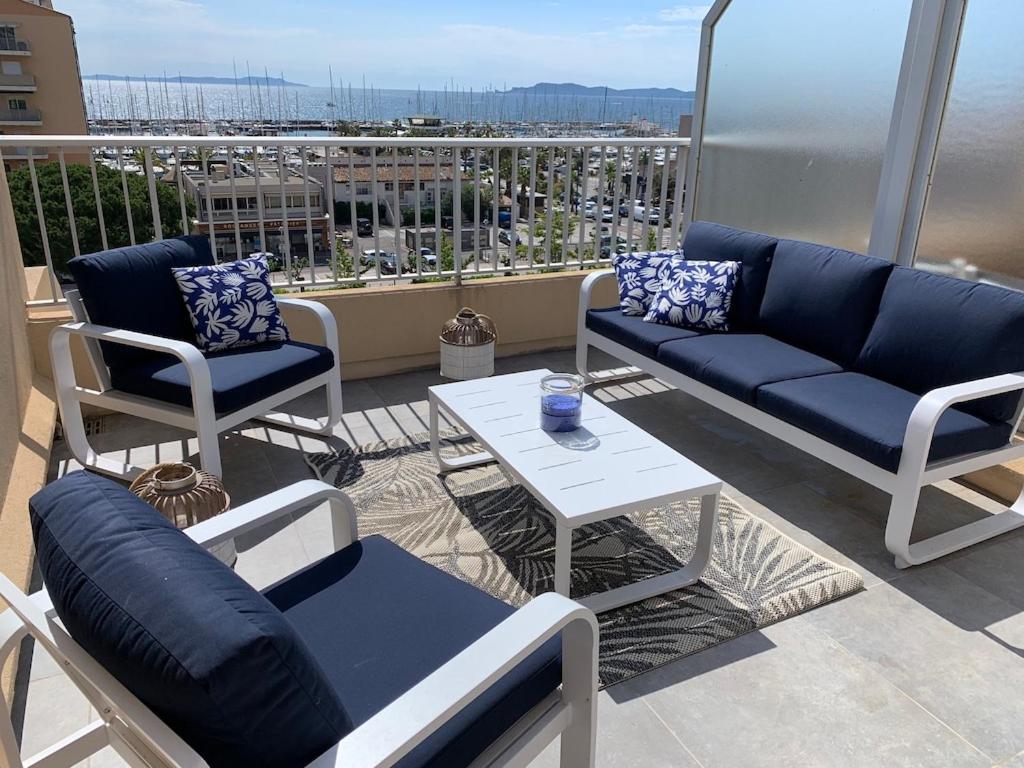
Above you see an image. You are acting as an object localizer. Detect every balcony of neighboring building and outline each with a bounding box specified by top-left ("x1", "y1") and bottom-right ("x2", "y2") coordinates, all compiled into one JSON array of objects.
[
  {"x1": 0, "y1": 72, "x2": 35, "y2": 92},
  {"x1": 0, "y1": 105, "x2": 40, "y2": 125},
  {"x1": 0, "y1": 37, "x2": 29, "y2": 55}
]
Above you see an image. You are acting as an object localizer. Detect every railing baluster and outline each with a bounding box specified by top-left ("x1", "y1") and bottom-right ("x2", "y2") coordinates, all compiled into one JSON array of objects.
[
  {"x1": 561, "y1": 146, "x2": 571, "y2": 265},
  {"x1": 413, "y1": 148, "x2": 422, "y2": 277},
  {"x1": 88, "y1": 149, "x2": 108, "y2": 250},
  {"x1": 370, "y1": 146, "x2": 381, "y2": 280},
  {"x1": 391, "y1": 146, "x2": 402, "y2": 279},
  {"x1": 253, "y1": 145, "x2": 267, "y2": 257},
  {"x1": 453, "y1": 145, "x2": 462, "y2": 285},
  {"x1": 200, "y1": 148, "x2": 216, "y2": 260},
  {"x1": 225, "y1": 147, "x2": 242, "y2": 257},
  {"x1": 144, "y1": 146, "x2": 163, "y2": 242},
  {"x1": 300, "y1": 146, "x2": 316, "y2": 285},
  {"x1": 596, "y1": 144, "x2": 606, "y2": 264},
  {"x1": 610, "y1": 145, "x2": 624, "y2": 260},
  {"x1": 325, "y1": 145, "x2": 337, "y2": 283},
  {"x1": 473, "y1": 148, "x2": 481, "y2": 269},
  {"x1": 671, "y1": 146, "x2": 687, "y2": 247},
  {"x1": 625, "y1": 146, "x2": 639, "y2": 255},
  {"x1": 641, "y1": 144, "x2": 654, "y2": 249},
  {"x1": 576, "y1": 145, "x2": 588, "y2": 266},
  {"x1": 544, "y1": 146, "x2": 555, "y2": 267},
  {"x1": 347, "y1": 149, "x2": 359, "y2": 280},
  {"x1": 116, "y1": 149, "x2": 136, "y2": 246},
  {"x1": 508, "y1": 145, "x2": 519, "y2": 273},
  {"x1": 172, "y1": 146, "x2": 189, "y2": 235},
  {"x1": 433, "y1": 147, "x2": 442, "y2": 274},
  {"x1": 27, "y1": 151, "x2": 60, "y2": 299},
  {"x1": 276, "y1": 149, "x2": 292, "y2": 283},
  {"x1": 491, "y1": 147, "x2": 499, "y2": 274},
  {"x1": 658, "y1": 145, "x2": 670, "y2": 250},
  {"x1": 57, "y1": 147, "x2": 80, "y2": 259},
  {"x1": 526, "y1": 145, "x2": 537, "y2": 270}
]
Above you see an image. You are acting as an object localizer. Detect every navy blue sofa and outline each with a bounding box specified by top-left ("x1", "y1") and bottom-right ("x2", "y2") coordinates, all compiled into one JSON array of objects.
[
  {"x1": 577, "y1": 221, "x2": 1024, "y2": 568},
  {"x1": 16, "y1": 470, "x2": 596, "y2": 768}
]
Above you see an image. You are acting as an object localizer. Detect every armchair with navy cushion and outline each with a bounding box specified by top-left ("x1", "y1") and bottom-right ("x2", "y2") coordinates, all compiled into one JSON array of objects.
[
  {"x1": 50, "y1": 236, "x2": 342, "y2": 479},
  {"x1": 0, "y1": 471, "x2": 599, "y2": 768}
]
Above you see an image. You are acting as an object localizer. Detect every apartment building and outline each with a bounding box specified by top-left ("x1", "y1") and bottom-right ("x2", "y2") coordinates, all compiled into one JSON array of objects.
[{"x1": 0, "y1": 0, "x2": 87, "y2": 163}]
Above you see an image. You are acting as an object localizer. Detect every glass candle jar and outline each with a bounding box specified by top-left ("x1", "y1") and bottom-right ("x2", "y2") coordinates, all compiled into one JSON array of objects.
[{"x1": 540, "y1": 373, "x2": 584, "y2": 432}]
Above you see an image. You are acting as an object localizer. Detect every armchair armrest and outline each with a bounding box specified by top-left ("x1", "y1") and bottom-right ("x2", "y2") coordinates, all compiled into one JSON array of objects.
[
  {"x1": 186, "y1": 479, "x2": 357, "y2": 552},
  {"x1": 277, "y1": 297, "x2": 340, "y2": 360},
  {"x1": 311, "y1": 592, "x2": 598, "y2": 768},
  {"x1": 900, "y1": 372, "x2": 1024, "y2": 473},
  {"x1": 50, "y1": 321, "x2": 212, "y2": 401}
]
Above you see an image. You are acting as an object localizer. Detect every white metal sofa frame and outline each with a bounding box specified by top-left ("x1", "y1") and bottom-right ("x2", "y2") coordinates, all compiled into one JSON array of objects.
[
  {"x1": 0, "y1": 479, "x2": 599, "y2": 768},
  {"x1": 577, "y1": 270, "x2": 1024, "y2": 569},
  {"x1": 50, "y1": 289, "x2": 344, "y2": 479}
]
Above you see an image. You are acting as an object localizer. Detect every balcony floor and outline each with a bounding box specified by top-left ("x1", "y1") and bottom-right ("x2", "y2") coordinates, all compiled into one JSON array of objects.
[{"x1": 19, "y1": 349, "x2": 1024, "y2": 767}]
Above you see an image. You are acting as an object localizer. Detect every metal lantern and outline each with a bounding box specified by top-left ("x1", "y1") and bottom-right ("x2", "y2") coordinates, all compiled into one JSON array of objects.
[
  {"x1": 130, "y1": 463, "x2": 237, "y2": 567},
  {"x1": 440, "y1": 307, "x2": 497, "y2": 380}
]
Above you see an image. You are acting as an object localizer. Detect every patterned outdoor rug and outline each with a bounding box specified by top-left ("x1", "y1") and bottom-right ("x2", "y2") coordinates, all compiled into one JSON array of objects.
[{"x1": 305, "y1": 432, "x2": 863, "y2": 688}]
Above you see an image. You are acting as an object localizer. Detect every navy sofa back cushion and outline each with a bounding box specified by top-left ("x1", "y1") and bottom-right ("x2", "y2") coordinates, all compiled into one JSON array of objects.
[
  {"x1": 857, "y1": 267, "x2": 1024, "y2": 423},
  {"x1": 758, "y1": 239, "x2": 893, "y2": 367},
  {"x1": 681, "y1": 221, "x2": 778, "y2": 330},
  {"x1": 67, "y1": 236, "x2": 214, "y2": 372},
  {"x1": 30, "y1": 471, "x2": 352, "y2": 768}
]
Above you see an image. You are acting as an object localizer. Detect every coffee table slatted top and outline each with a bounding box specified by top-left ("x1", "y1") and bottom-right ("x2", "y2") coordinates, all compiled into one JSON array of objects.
[{"x1": 429, "y1": 370, "x2": 721, "y2": 525}]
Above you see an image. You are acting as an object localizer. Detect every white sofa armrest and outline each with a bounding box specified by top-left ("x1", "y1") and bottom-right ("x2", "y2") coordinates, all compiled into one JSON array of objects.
[
  {"x1": 900, "y1": 372, "x2": 1024, "y2": 474},
  {"x1": 186, "y1": 479, "x2": 357, "y2": 553},
  {"x1": 311, "y1": 592, "x2": 598, "y2": 768},
  {"x1": 277, "y1": 297, "x2": 340, "y2": 360}
]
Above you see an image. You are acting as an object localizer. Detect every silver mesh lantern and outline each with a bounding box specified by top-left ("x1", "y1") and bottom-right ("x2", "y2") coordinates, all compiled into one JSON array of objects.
[{"x1": 439, "y1": 307, "x2": 497, "y2": 380}]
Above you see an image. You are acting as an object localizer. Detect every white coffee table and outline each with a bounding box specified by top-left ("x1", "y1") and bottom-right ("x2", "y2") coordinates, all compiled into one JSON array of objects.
[{"x1": 428, "y1": 369, "x2": 721, "y2": 613}]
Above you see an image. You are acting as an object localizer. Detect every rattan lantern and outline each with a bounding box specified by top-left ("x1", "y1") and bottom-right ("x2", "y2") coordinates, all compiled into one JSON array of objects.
[
  {"x1": 130, "y1": 463, "x2": 236, "y2": 566},
  {"x1": 440, "y1": 307, "x2": 497, "y2": 380}
]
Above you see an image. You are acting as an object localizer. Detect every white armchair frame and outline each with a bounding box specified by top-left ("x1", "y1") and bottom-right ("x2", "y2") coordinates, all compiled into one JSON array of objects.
[
  {"x1": 577, "y1": 269, "x2": 1024, "y2": 568},
  {"x1": 0, "y1": 480, "x2": 599, "y2": 768},
  {"x1": 50, "y1": 290, "x2": 343, "y2": 479}
]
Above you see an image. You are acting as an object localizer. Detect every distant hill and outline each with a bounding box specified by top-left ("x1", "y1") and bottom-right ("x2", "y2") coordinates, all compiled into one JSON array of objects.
[
  {"x1": 504, "y1": 82, "x2": 694, "y2": 99},
  {"x1": 83, "y1": 74, "x2": 307, "y2": 87}
]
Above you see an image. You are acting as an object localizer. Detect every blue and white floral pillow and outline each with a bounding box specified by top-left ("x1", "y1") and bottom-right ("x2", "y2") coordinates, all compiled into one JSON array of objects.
[
  {"x1": 612, "y1": 250, "x2": 685, "y2": 315},
  {"x1": 643, "y1": 260, "x2": 741, "y2": 331},
  {"x1": 172, "y1": 255, "x2": 289, "y2": 353}
]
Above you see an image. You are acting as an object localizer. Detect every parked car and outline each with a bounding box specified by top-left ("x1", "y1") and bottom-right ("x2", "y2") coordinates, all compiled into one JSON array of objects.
[
  {"x1": 356, "y1": 218, "x2": 373, "y2": 236},
  {"x1": 601, "y1": 208, "x2": 614, "y2": 223},
  {"x1": 361, "y1": 249, "x2": 404, "y2": 274},
  {"x1": 416, "y1": 247, "x2": 437, "y2": 268},
  {"x1": 498, "y1": 229, "x2": 520, "y2": 246},
  {"x1": 498, "y1": 210, "x2": 513, "y2": 229}
]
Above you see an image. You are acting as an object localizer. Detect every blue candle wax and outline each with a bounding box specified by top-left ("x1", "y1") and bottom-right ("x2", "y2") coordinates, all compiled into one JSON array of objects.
[{"x1": 541, "y1": 393, "x2": 582, "y2": 432}]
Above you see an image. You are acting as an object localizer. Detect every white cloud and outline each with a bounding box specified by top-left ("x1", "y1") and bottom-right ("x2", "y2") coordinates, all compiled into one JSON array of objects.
[
  {"x1": 622, "y1": 24, "x2": 676, "y2": 37},
  {"x1": 658, "y1": 4, "x2": 711, "y2": 22}
]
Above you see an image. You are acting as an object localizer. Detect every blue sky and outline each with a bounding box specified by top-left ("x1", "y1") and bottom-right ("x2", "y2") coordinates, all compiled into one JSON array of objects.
[{"x1": 60, "y1": 0, "x2": 709, "y2": 90}]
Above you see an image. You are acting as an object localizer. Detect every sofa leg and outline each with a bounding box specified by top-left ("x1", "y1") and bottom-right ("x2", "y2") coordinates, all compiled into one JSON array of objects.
[
  {"x1": 257, "y1": 377, "x2": 344, "y2": 437},
  {"x1": 57, "y1": 392, "x2": 144, "y2": 481},
  {"x1": 885, "y1": 481, "x2": 1024, "y2": 568},
  {"x1": 575, "y1": 337, "x2": 590, "y2": 383},
  {"x1": 195, "y1": 417, "x2": 223, "y2": 479},
  {"x1": 559, "y1": 613, "x2": 598, "y2": 768}
]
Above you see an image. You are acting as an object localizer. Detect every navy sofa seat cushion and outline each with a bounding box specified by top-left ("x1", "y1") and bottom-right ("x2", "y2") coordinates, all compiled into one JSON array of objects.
[
  {"x1": 30, "y1": 471, "x2": 351, "y2": 768},
  {"x1": 586, "y1": 307, "x2": 700, "y2": 357},
  {"x1": 67, "y1": 236, "x2": 215, "y2": 372},
  {"x1": 857, "y1": 267, "x2": 1024, "y2": 424},
  {"x1": 757, "y1": 373, "x2": 1012, "y2": 472},
  {"x1": 656, "y1": 334, "x2": 842, "y2": 404},
  {"x1": 263, "y1": 534, "x2": 562, "y2": 768},
  {"x1": 111, "y1": 340, "x2": 334, "y2": 415},
  {"x1": 758, "y1": 240, "x2": 893, "y2": 367},
  {"x1": 681, "y1": 221, "x2": 778, "y2": 329}
]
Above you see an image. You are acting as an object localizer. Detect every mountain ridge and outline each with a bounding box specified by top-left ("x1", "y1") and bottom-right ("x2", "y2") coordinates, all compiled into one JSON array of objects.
[
  {"x1": 83, "y1": 74, "x2": 307, "y2": 87},
  {"x1": 502, "y1": 82, "x2": 694, "y2": 99}
]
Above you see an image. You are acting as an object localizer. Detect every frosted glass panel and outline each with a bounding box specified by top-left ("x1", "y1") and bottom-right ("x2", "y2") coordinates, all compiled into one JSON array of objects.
[
  {"x1": 695, "y1": 0, "x2": 911, "y2": 252},
  {"x1": 917, "y1": 0, "x2": 1024, "y2": 286}
]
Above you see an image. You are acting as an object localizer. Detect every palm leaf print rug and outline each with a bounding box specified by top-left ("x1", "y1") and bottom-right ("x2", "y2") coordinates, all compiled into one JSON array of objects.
[{"x1": 305, "y1": 433, "x2": 863, "y2": 688}]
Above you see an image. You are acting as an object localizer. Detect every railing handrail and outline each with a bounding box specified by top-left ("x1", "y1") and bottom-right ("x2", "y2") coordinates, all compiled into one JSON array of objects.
[{"x1": 0, "y1": 135, "x2": 691, "y2": 149}]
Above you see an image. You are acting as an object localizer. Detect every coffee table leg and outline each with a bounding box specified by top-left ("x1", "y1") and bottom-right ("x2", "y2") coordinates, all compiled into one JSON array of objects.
[
  {"x1": 554, "y1": 522, "x2": 572, "y2": 597},
  {"x1": 579, "y1": 492, "x2": 720, "y2": 614},
  {"x1": 429, "y1": 394, "x2": 494, "y2": 472}
]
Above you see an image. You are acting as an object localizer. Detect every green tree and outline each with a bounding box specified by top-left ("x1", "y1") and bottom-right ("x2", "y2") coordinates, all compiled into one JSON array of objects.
[
  {"x1": 440, "y1": 183, "x2": 492, "y2": 221},
  {"x1": 645, "y1": 228, "x2": 658, "y2": 251},
  {"x1": 334, "y1": 239, "x2": 354, "y2": 280},
  {"x1": 9, "y1": 162, "x2": 192, "y2": 276},
  {"x1": 438, "y1": 233, "x2": 455, "y2": 272}
]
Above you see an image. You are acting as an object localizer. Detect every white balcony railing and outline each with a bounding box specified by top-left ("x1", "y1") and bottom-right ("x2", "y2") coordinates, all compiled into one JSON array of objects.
[{"x1": 0, "y1": 135, "x2": 690, "y2": 305}]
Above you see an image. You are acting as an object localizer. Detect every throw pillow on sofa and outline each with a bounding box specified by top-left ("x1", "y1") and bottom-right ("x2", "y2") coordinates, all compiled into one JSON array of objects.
[
  {"x1": 173, "y1": 255, "x2": 290, "y2": 353},
  {"x1": 643, "y1": 259, "x2": 740, "y2": 331},
  {"x1": 612, "y1": 250, "x2": 685, "y2": 315}
]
